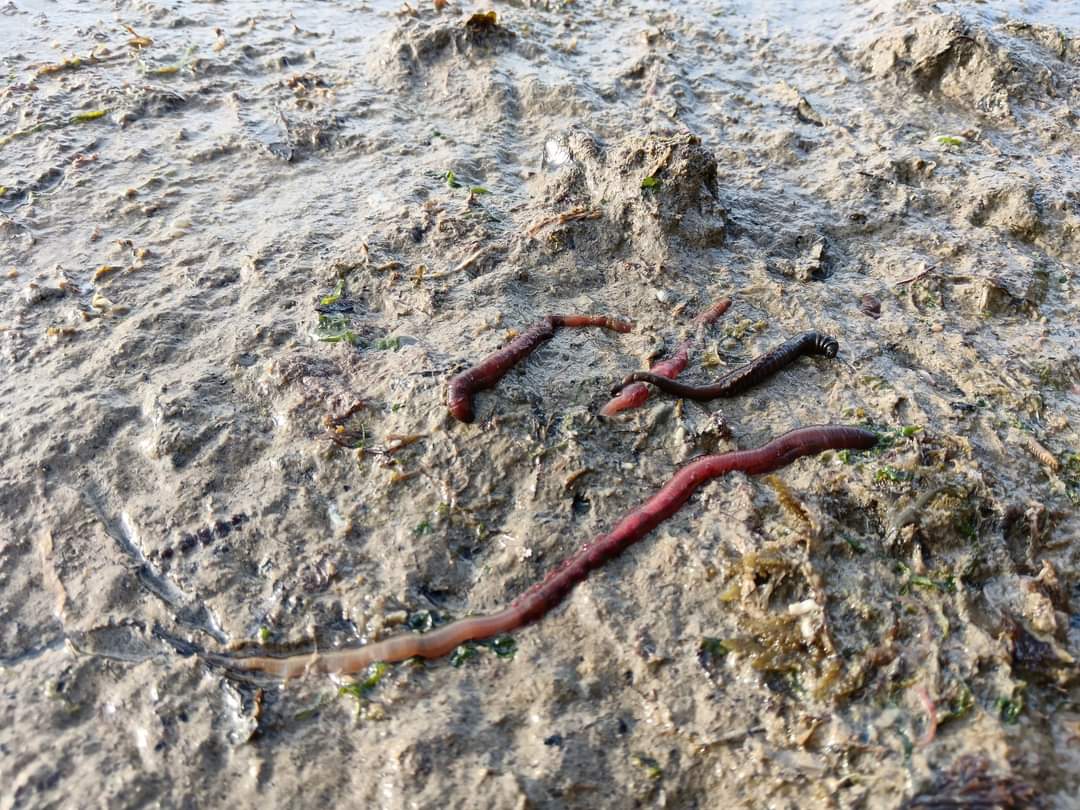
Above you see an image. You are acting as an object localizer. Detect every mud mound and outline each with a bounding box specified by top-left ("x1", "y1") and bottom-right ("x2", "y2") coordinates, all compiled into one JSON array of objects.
[
  {"x1": 369, "y1": 10, "x2": 518, "y2": 85},
  {"x1": 861, "y1": 14, "x2": 1023, "y2": 119},
  {"x1": 960, "y1": 174, "x2": 1042, "y2": 241},
  {"x1": 534, "y1": 129, "x2": 725, "y2": 262}
]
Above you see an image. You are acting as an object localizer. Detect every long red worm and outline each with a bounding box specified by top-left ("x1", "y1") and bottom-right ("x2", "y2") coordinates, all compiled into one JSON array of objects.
[
  {"x1": 447, "y1": 314, "x2": 633, "y2": 423},
  {"x1": 221, "y1": 425, "x2": 876, "y2": 679},
  {"x1": 600, "y1": 297, "x2": 732, "y2": 417},
  {"x1": 614, "y1": 331, "x2": 838, "y2": 401}
]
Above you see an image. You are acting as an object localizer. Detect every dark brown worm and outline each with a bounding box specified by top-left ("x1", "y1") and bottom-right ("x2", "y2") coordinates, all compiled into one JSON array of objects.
[
  {"x1": 614, "y1": 331, "x2": 838, "y2": 401},
  {"x1": 222, "y1": 425, "x2": 876, "y2": 679},
  {"x1": 448, "y1": 314, "x2": 633, "y2": 423}
]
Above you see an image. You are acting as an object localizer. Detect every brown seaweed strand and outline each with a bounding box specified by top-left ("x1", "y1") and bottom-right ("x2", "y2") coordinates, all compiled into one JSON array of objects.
[
  {"x1": 224, "y1": 426, "x2": 875, "y2": 679},
  {"x1": 616, "y1": 331, "x2": 838, "y2": 402},
  {"x1": 448, "y1": 314, "x2": 633, "y2": 423}
]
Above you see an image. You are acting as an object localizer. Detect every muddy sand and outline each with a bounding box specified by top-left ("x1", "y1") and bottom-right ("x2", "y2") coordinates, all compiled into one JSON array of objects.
[{"x1": 1, "y1": 0, "x2": 1079, "y2": 807}]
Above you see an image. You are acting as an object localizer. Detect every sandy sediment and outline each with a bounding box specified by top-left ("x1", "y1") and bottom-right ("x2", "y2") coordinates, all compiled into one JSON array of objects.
[{"x1": 1, "y1": 1, "x2": 1078, "y2": 807}]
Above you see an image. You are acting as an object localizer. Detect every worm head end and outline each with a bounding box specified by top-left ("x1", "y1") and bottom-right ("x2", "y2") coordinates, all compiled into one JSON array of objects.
[
  {"x1": 612, "y1": 372, "x2": 645, "y2": 395},
  {"x1": 447, "y1": 376, "x2": 476, "y2": 423},
  {"x1": 449, "y1": 402, "x2": 475, "y2": 423},
  {"x1": 817, "y1": 335, "x2": 839, "y2": 358},
  {"x1": 447, "y1": 392, "x2": 475, "y2": 423},
  {"x1": 599, "y1": 400, "x2": 622, "y2": 417}
]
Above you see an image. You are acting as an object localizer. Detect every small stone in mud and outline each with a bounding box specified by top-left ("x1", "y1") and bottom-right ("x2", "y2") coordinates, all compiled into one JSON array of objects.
[
  {"x1": 967, "y1": 277, "x2": 1013, "y2": 315},
  {"x1": 22, "y1": 283, "x2": 65, "y2": 306},
  {"x1": 465, "y1": 11, "x2": 501, "y2": 36},
  {"x1": 1006, "y1": 616, "x2": 1073, "y2": 684},
  {"x1": 196, "y1": 527, "x2": 214, "y2": 546},
  {"x1": 177, "y1": 533, "x2": 198, "y2": 553}
]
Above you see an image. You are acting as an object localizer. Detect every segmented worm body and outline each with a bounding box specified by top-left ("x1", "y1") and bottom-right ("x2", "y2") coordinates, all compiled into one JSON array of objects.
[
  {"x1": 600, "y1": 298, "x2": 732, "y2": 417},
  {"x1": 615, "y1": 331, "x2": 838, "y2": 402},
  {"x1": 448, "y1": 314, "x2": 633, "y2": 423},
  {"x1": 1018, "y1": 433, "x2": 1059, "y2": 471},
  {"x1": 224, "y1": 425, "x2": 875, "y2": 679}
]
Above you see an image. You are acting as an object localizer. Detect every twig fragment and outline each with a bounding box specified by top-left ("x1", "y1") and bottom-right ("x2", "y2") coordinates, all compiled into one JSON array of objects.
[{"x1": 526, "y1": 207, "x2": 602, "y2": 237}]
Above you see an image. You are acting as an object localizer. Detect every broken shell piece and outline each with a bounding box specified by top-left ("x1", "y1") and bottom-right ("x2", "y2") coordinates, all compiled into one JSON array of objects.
[
  {"x1": 788, "y1": 598, "x2": 820, "y2": 641},
  {"x1": 91, "y1": 291, "x2": 114, "y2": 311},
  {"x1": 46, "y1": 325, "x2": 77, "y2": 339},
  {"x1": 787, "y1": 598, "x2": 818, "y2": 616},
  {"x1": 22, "y1": 282, "x2": 65, "y2": 305},
  {"x1": 542, "y1": 138, "x2": 571, "y2": 171}
]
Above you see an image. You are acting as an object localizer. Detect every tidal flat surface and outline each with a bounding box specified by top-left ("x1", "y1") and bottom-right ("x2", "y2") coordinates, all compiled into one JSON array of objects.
[{"x1": 1, "y1": 0, "x2": 1078, "y2": 807}]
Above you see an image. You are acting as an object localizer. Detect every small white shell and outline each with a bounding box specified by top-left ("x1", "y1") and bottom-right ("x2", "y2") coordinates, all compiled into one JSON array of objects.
[{"x1": 542, "y1": 138, "x2": 571, "y2": 170}]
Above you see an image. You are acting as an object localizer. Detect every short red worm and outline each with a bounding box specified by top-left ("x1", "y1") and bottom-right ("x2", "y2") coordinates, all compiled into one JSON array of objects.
[
  {"x1": 692, "y1": 297, "x2": 734, "y2": 327},
  {"x1": 600, "y1": 342, "x2": 690, "y2": 417},
  {"x1": 223, "y1": 425, "x2": 876, "y2": 679},
  {"x1": 615, "y1": 331, "x2": 838, "y2": 401},
  {"x1": 600, "y1": 297, "x2": 732, "y2": 417},
  {"x1": 448, "y1": 314, "x2": 633, "y2": 423}
]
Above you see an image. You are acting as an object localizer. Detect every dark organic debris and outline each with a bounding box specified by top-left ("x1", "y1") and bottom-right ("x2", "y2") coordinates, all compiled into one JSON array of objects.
[
  {"x1": 907, "y1": 755, "x2": 1039, "y2": 809},
  {"x1": 861, "y1": 293, "x2": 882, "y2": 318},
  {"x1": 1004, "y1": 615, "x2": 1076, "y2": 685},
  {"x1": 465, "y1": 11, "x2": 501, "y2": 36}
]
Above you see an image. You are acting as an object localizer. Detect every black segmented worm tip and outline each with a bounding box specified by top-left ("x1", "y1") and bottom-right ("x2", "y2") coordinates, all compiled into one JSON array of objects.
[{"x1": 811, "y1": 333, "x2": 839, "y2": 358}]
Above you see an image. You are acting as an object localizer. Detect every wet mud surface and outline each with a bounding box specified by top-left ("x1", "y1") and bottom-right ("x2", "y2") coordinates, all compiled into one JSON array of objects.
[{"x1": 1, "y1": 0, "x2": 1079, "y2": 807}]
